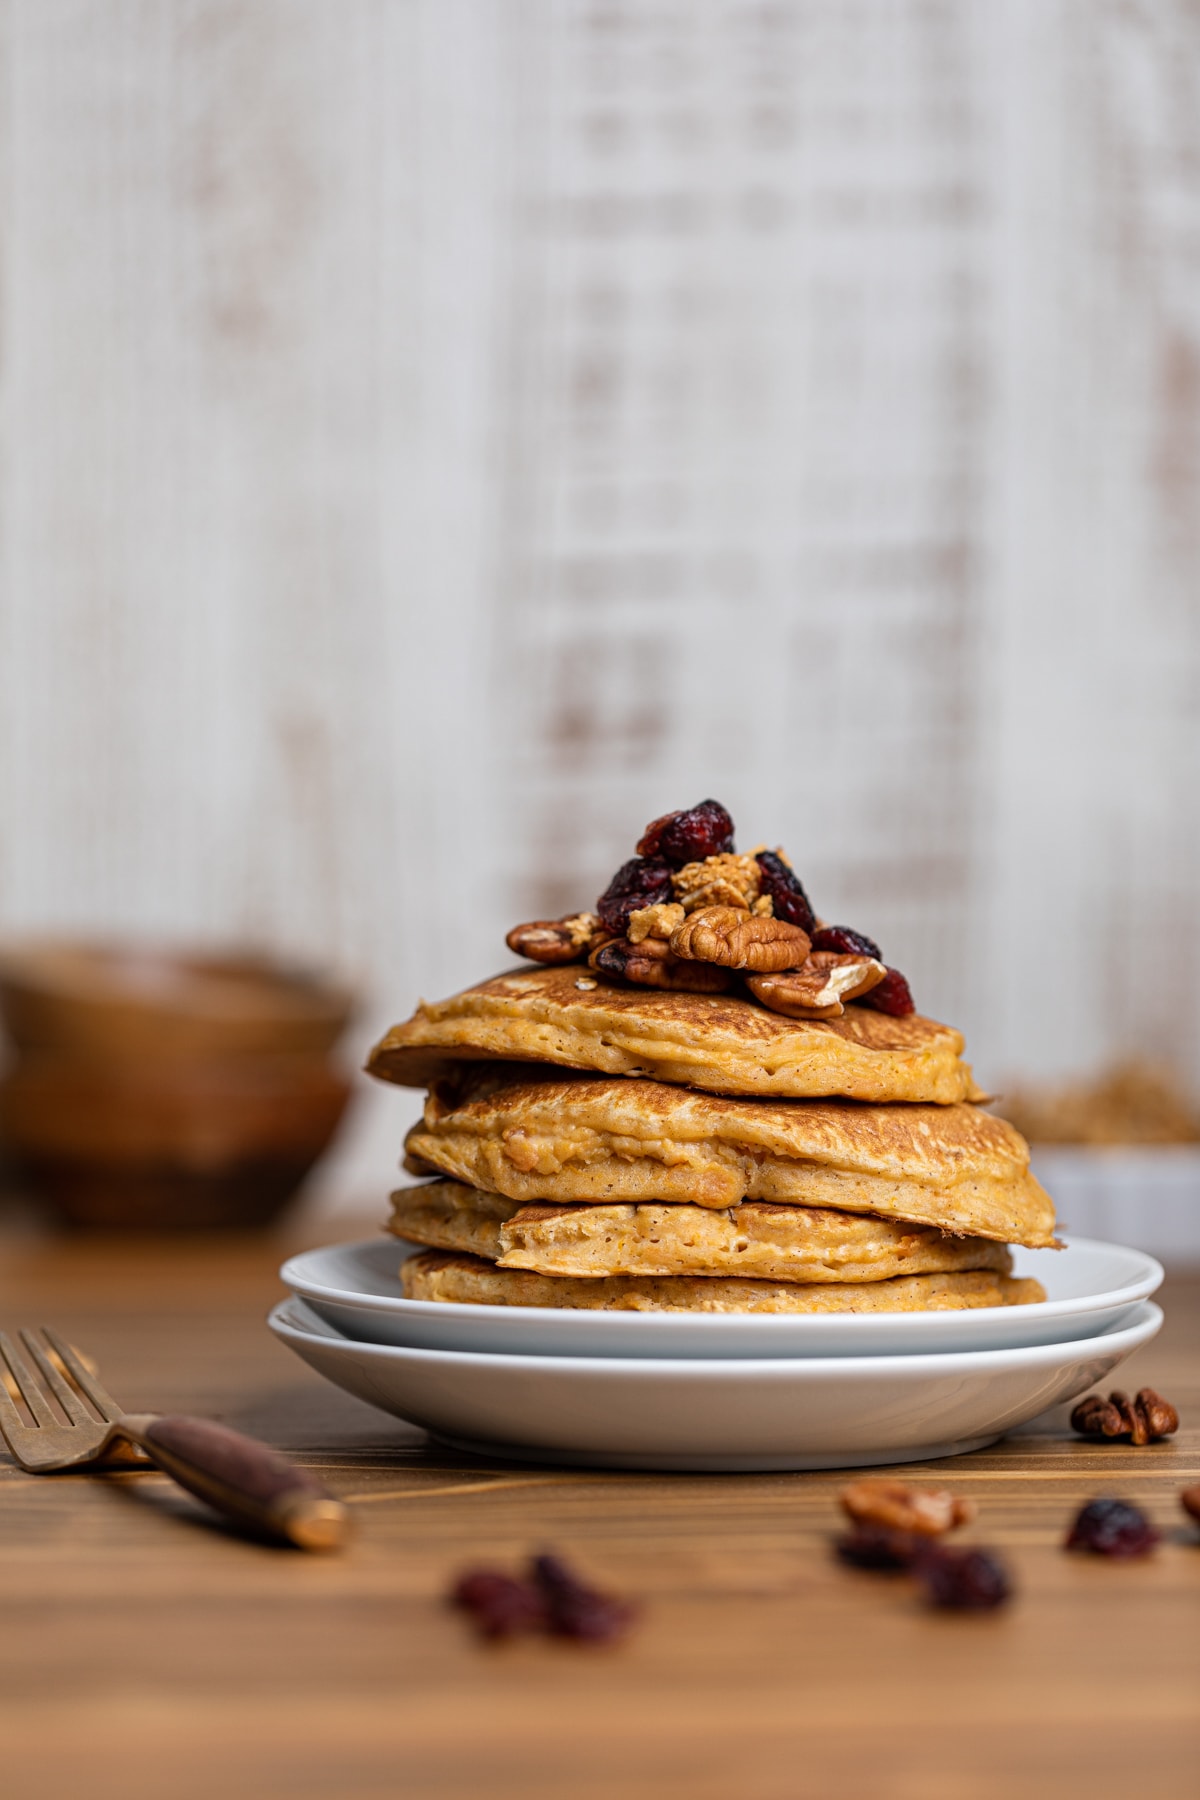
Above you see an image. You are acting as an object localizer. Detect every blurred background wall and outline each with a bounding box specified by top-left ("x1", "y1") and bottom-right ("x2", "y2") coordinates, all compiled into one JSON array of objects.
[{"x1": 0, "y1": 0, "x2": 1198, "y2": 1221}]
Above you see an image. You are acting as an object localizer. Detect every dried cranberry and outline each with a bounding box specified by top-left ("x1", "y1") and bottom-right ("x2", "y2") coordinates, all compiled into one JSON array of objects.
[
  {"x1": 637, "y1": 799, "x2": 735, "y2": 865},
  {"x1": 915, "y1": 1544, "x2": 1012, "y2": 1611},
  {"x1": 857, "y1": 967, "x2": 915, "y2": 1016},
  {"x1": 452, "y1": 1568, "x2": 547, "y2": 1639},
  {"x1": 531, "y1": 1552, "x2": 637, "y2": 1643},
  {"x1": 596, "y1": 856, "x2": 674, "y2": 934},
  {"x1": 1065, "y1": 1498, "x2": 1160, "y2": 1559},
  {"x1": 811, "y1": 924, "x2": 882, "y2": 960},
  {"x1": 755, "y1": 850, "x2": 816, "y2": 934},
  {"x1": 835, "y1": 1525, "x2": 921, "y2": 1571}
]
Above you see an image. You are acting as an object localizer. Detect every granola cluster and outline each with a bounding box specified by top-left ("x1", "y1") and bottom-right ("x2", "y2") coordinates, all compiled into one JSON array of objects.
[{"x1": 504, "y1": 799, "x2": 916, "y2": 1021}]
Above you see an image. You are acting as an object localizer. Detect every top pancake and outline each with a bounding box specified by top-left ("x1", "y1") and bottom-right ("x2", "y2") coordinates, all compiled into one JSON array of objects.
[{"x1": 367, "y1": 965, "x2": 982, "y2": 1104}]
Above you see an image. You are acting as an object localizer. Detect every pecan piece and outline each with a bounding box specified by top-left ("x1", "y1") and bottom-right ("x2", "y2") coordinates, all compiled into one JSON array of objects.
[
  {"x1": 669, "y1": 905, "x2": 811, "y2": 972},
  {"x1": 839, "y1": 1478, "x2": 975, "y2": 1538},
  {"x1": 590, "y1": 934, "x2": 733, "y2": 993},
  {"x1": 671, "y1": 852, "x2": 763, "y2": 913},
  {"x1": 626, "y1": 901, "x2": 686, "y2": 943},
  {"x1": 1070, "y1": 1387, "x2": 1179, "y2": 1446},
  {"x1": 506, "y1": 912, "x2": 606, "y2": 965},
  {"x1": 748, "y1": 952, "x2": 886, "y2": 1018},
  {"x1": 1181, "y1": 1485, "x2": 1200, "y2": 1525}
]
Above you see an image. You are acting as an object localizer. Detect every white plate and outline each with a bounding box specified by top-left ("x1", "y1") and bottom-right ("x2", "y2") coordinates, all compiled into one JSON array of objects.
[
  {"x1": 267, "y1": 1295, "x2": 1163, "y2": 1472},
  {"x1": 280, "y1": 1235, "x2": 1163, "y2": 1360}
]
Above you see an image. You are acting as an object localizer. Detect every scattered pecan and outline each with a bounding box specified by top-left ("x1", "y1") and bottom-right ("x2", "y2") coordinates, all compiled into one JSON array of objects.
[
  {"x1": 506, "y1": 912, "x2": 606, "y2": 965},
  {"x1": 748, "y1": 952, "x2": 887, "y2": 1018},
  {"x1": 626, "y1": 901, "x2": 686, "y2": 943},
  {"x1": 596, "y1": 856, "x2": 675, "y2": 935},
  {"x1": 590, "y1": 934, "x2": 733, "y2": 993},
  {"x1": 671, "y1": 852, "x2": 763, "y2": 913},
  {"x1": 1065, "y1": 1497, "x2": 1160, "y2": 1558},
  {"x1": 858, "y1": 966, "x2": 916, "y2": 1017},
  {"x1": 637, "y1": 799, "x2": 735, "y2": 865},
  {"x1": 915, "y1": 1544, "x2": 1012, "y2": 1611},
  {"x1": 669, "y1": 905, "x2": 811, "y2": 973},
  {"x1": 1070, "y1": 1388, "x2": 1179, "y2": 1447},
  {"x1": 839, "y1": 1478, "x2": 975, "y2": 1538},
  {"x1": 755, "y1": 849, "x2": 816, "y2": 934},
  {"x1": 1181, "y1": 1486, "x2": 1200, "y2": 1525}
]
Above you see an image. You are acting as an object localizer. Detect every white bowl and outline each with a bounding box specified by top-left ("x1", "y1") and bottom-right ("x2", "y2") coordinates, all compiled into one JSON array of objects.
[
  {"x1": 279, "y1": 1235, "x2": 1162, "y2": 1360},
  {"x1": 267, "y1": 1295, "x2": 1163, "y2": 1472}
]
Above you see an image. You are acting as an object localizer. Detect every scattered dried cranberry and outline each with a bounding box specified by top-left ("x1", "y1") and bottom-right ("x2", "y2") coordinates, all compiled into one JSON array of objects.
[
  {"x1": 915, "y1": 1544, "x2": 1012, "y2": 1611},
  {"x1": 857, "y1": 967, "x2": 915, "y2": 1016},
  {"x1": 596, "y1": 856, "x2": 674, "y2": 935},
  {"x1": 637, "y1": 799, "x2": 735, "y2": 865},
  {"x1": 452, "y1": 1569, "x2": 547, "y2": 1639},
  {"x1": 811, "y1": 924, "x2": 882, "y2": 960},
  {"x1": 531, "y1": 1553, "x2": 637, "y2": 1643},
  {"x1": 835, "y1": 1525, "x2": 921, "y2": 1571},
  {"x1": 755, "y1": 850, "x2": 816, "y2": 934},
  {"x1": 1065, "y1": 1498, "x2": 1160, "y2": 1559}
]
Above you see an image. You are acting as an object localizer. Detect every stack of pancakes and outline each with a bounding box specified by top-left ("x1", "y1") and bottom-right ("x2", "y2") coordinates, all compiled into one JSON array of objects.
[{"x1": 367, "y1": 966, "x2": 1055, "y2": 1314}]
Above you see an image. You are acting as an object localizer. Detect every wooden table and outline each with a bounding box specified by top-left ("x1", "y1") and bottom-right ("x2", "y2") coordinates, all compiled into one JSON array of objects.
[{"x1": 1, "y1": 1222, "x2": 1197, "y2": 1800}]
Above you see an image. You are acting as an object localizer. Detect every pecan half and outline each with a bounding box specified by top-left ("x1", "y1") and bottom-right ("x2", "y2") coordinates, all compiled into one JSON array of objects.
[
  {"x1": 747, "y1": 952, "x2": 887, "y2": 1018},
  {"x1": 671, "y1": 853, "x2": 763, "y2": 913},
  {"x1": 1070, "y1": 1388, "x2": 1179, "y2": 1446},
  {"x1": 1181, "y1": 1486, "x2": 1200, "y2": 1525},
  {"x1": 669, "y1": 905, "x2": 811, "y2": 972},
  {"x1": 626, "y1": 901, "x2": 686, "y2": 944},
  {"x1": 590, "y1": 935, "x2": 733, "y2": 993},
  {"x1": 506, "y1": 913, "x2": 605, "y2": 965},
  {"x1": 839, "y1": 1478, "x2": 975, "y2": 1538}
]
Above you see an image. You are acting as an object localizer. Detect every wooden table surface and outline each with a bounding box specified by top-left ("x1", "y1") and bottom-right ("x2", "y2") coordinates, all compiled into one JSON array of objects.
[{"x1": 1, "y1": 1221, "x2": 1198, "y2": 1800}]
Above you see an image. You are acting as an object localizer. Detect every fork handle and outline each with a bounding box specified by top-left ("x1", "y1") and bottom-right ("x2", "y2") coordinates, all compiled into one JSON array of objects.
[{"x1": 119, "y1": 1414, "x2": 349, "y2": 1550}]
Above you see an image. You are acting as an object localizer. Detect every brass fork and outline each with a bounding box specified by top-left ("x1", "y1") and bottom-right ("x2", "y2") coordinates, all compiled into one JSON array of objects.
[{"x1": 0, "y1": 1326, "x2": 348, "y2": 1551}]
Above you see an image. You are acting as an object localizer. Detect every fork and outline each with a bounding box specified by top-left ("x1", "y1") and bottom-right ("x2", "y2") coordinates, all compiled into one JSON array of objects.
[{"x1": 0, "y1": 1326, "x2": 349, "y2": 1550}]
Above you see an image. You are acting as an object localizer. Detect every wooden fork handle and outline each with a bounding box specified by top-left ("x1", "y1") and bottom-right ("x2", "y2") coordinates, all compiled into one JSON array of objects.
[{"x1": 119, "y1": 1414, "x2": 349, "y2": 1550}]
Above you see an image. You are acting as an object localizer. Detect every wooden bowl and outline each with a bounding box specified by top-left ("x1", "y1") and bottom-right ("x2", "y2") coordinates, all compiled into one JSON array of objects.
[
  {"x1": 0, "y1": 1052, "x2": 353, "y2": 1230},
  {"x1": 0, "y1": 941, "x2": 353, "y2": 1061}
]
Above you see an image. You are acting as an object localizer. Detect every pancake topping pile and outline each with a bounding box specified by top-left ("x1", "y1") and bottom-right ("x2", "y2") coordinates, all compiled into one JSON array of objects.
[{"x1": 368, "y1": 800, "x2": 1055, "y2": 1315}]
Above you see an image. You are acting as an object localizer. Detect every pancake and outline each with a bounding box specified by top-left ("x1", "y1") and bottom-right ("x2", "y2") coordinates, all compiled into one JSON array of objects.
[
  {"x1": 367, "y1": 965, "x2": 982, "y2": 1104},
  {"x1": 401, "y1": 1070, "x2": 1057, "y2": 1246},
  {"x1": 400, "y1": 1249, "x2": 1046, "y2": 1314},
  {"x1": 388, "y1": 1180, "x2": 1018, "y2": 1282}
]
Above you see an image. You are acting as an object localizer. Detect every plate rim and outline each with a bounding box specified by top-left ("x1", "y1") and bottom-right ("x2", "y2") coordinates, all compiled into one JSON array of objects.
[{"x1": 268, "y1": 1293, "x2": 1163, "y2": 1377}]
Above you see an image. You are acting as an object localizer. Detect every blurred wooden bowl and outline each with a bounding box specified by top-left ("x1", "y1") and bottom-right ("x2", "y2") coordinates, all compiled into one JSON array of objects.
[
  {"x1": 0, "y1": 941, "x2": 353, "y2": 1060},
  {"x1": 0, "y1": 1052, "x2": 353, "y2": 1230}
]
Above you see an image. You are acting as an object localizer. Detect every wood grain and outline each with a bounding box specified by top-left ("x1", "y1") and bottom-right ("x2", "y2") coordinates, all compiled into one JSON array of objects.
[{"x1": 0, "y1": 1221, "x2": 1196, "y2": 1800}]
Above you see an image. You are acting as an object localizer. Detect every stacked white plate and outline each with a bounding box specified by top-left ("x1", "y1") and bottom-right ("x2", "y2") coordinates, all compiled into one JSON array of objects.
[{"x1": 270, "y1": 1235, "x2": 1163, "y2": 1472}]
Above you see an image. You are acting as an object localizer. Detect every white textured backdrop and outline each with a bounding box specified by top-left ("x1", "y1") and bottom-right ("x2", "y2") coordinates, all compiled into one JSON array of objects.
[{"x1": 0, "y1": 0, "x2": 1198, "y2": 1218}]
